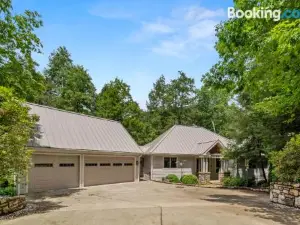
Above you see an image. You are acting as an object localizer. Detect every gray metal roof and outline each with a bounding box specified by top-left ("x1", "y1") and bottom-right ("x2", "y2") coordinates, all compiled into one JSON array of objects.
[
  {"x1": 143, "y1": 125, "x2": 229, "y2": 155},
  {"x1": 28, "y1": 103, "x2": 142, "y2": 154}
]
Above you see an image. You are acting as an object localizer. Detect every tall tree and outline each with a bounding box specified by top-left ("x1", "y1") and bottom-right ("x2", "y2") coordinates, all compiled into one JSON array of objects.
[
  {"x1": 57, "y1": 65, "x2": 96, "y2": 114},
  {"x1": 0, "y1": 0, "x2": 45, "y2": 102},
  {"x1": 147, "y1": 71, "x2": 196, "y2": 136},
  {"x1": 169, "y1": 71, "x2": 196, "y2": 125},
  {"x1": 43, "y1": 47, "x2": 96, "y2": 114},
  {"x1": 147, "y1": 75, "x2": 175, "y2": 135},
  {"x1": 193, "y1": 86, "x2": 234, "y2": 136},
  {"x1": 43, "y1": 46, "x2": 73, "y2": 106},
  {"x1": 96, "y1": 78, "x2": 155, "y2": 145}
]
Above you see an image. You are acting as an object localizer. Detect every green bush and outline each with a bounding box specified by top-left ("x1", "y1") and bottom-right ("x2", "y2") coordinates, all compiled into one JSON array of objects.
[
  {"x1": 181, "y1": 174, "x2": 198, "y2": 185},
  {"x1": 222, "y1": 177, "x2": 247, "y2": 187},
  {"x1": 270, "y1": 135, "x2": 300, "y2": 183},
  {"x1": 166, "y1": 174, "x2": 180, "y2": 183},
  {"x1": 0, "y1": 186, "x2": 17, "y2": 196}
]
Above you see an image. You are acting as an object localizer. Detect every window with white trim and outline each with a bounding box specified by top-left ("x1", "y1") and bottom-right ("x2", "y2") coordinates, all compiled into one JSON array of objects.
[{"x1": 164, "y1": 157, "x2": 177, "y2": 168}]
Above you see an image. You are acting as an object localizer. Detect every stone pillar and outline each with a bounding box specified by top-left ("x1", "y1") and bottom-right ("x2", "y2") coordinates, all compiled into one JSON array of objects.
[{"x1": 198, "y1": 157, "x2": 211, "y2": 184}]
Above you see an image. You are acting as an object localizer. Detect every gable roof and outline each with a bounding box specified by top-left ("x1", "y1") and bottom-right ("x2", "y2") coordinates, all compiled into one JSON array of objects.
[
  {"x1": 28, "y1": 103, "x2": 142, "y2": 154},
  {"x1": 143, "y1": 125, "x2": 229, "y2": 155}
]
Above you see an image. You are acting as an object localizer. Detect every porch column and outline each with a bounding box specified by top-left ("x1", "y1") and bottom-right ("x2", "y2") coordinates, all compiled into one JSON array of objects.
[
  {"x1": 218, "y1": 159, "x2": 228, "y2": 181},
  {"x1": 198, "y1": 157, "x2": 211, "y2": 184},
  {"x1": 205, "y1": 158, "x2": 209, "y2": 172}
]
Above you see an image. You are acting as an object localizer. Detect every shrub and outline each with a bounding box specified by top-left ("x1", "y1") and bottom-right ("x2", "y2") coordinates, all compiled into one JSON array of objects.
[
  {"x1": 181, "y1": 174, "x2": 198, "y2": 185},
  {"x1": 222, "y1": 177, "x2": 247, "y2": 187},
  {"x1": 166, "y1": 174, "x2": 180, "y2": 183},
  {"x1": 0, "y1": 186, "x2": 17, "y2": 196},
  {"x1": 224, "y1": 171, "x2": 231, "y2": 178},
  {"x1": 270, "y1": 135, "x2": 300, "y2": 183}
]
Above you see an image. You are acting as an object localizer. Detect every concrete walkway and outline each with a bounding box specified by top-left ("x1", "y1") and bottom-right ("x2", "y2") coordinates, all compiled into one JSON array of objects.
[{"x1": 1, "y1": 181, "x2": 299, "y2": 225}]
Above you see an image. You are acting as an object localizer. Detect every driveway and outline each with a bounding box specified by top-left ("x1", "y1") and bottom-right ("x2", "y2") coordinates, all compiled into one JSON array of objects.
[{"x1": 1, "y1": 181, "x2": 299, "y2": 225}]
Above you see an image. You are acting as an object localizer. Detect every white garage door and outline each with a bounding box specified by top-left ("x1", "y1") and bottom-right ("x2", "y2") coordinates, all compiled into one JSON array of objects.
[
  {"x1": 84, "y1": 156, "x2": 134, "y2": 186},
  {"x1": 29, "y1": 154, "x2": 79, "y2": 192}
]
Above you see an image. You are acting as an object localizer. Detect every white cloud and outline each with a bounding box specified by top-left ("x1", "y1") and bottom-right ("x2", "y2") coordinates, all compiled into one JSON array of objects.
[
  {"x1": 181, "y1": 6, "x2": 225, "y2": 21},
  {"x1": 142, "y1": 21, "x2": 174, "y2": 34},
  {"x1": 89, "y1": 3, "x2": 133, "y2": 19},
  {"x1": 131, "y1": 5, "x2": 225, "y2": 57}
]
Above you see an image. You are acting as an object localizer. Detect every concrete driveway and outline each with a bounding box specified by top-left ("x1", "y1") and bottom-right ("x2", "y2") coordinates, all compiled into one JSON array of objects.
[{"x1": 1, "y1": 181, "x2": 299, "y2": 225}]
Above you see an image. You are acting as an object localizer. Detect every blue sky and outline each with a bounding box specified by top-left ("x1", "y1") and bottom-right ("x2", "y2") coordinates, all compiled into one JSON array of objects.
[{"x1": 13, "y1": 0, "x2": 233, "y2": 108}]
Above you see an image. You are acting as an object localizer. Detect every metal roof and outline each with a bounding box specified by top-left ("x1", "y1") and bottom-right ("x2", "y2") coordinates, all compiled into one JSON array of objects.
[
  {"x1": 143, "y1": 125, "x2": 229, "y2": 155},
  {"x1": 27, "y1": 103, "x2": 142, "y2": 154}
]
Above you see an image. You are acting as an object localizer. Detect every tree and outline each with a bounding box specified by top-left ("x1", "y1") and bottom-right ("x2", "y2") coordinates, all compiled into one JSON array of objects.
[
  {"x1": 270, "y1": 135, "x2": 300, "y2": 183},
  {"x1": 147, "y1": 72, "x2": 196, "y2": 136},
  {"x1": 43, "y1": 47, "x2": 96, "y2": 113},
  {"x1": 193, "y1": 86, "x2": 233, "y2": 135},
  {"x1": 43, "y1": 46, "x2": 73, "y2": 106},
  {"x1": 202, "y1": 0, "x2": 300, "y2": 177},
  {"x1": 147, "y1": 75, "x2": 175, "y2": 135},
  {"x1": 96, "y1": 78, "x2": 155, "y2": 145},
  {"x1": 169, "y1": 71, "x2": 196, "y2": 125},
  {"x1": 0, "y1": 0, "x2": 45, "y2": 102},
  {"x1": 0, "y1": 87, "x2": 38, "y2": 179}
]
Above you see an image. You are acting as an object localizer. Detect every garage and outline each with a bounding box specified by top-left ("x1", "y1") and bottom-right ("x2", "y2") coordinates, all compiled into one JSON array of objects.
[
  {"x1": 28, "y1": 154, "x2": 79, "y2": 192},
  {"x1": 84, "y1": 156, "x2": 134, "y2": 186}
]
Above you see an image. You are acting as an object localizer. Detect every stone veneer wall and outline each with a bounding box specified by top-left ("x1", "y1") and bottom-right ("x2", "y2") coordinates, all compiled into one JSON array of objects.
[
  {"x1": 198, "y1": 172, "x2": 210, "y2": 184},
  {"x1": 270, "y1": 182, "x2": 300, "y2": 208},
  {"x1": 0, "y1": 196, "x2": 26, "y2": 215}
]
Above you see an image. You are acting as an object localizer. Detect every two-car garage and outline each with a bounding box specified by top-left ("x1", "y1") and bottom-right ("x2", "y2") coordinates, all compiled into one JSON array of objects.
[{"x1": 29, "y1": 154, "x2": 135, "y2": 192}]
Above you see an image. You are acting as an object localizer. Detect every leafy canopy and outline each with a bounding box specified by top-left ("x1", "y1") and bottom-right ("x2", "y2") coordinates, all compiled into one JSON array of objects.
[{"x1": 0, "y1": 0, "x2": 45, "y2": 102}]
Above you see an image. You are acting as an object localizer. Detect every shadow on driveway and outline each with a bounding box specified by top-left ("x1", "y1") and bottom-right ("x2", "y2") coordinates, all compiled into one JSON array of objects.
[
  {"x1": 1, "y1": 188, "x2": 85, "y2": 220},
  {"x1": 201, "y1": 193, "x2": 300, "y2": 225},
  {"x1": 27, "y1": 188, "x2": 85, "y2": 200}
]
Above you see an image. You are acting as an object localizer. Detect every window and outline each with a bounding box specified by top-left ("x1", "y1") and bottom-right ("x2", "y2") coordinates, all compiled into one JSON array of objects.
[
  {"x1": 164, "y1": 157, "x2": 177, "y2": 168},
  {"x1": 100, "y1": 163, "x2": 111, "y2": 166},
  {"x1": 85, "y1": 163, "x2": 97, "y2": 167},
  {"x1": 124, "y1": 163, "x2": 133, "y2": 166},
  {"x1": 35, "y1": 163, "x2": 53, "y2": 167},
  {"x1": 113, "y1": 163, "x2": 122, "y2": 167},
  {"x1": 59, "y1": 163, "x2": 74, "y2": 167}
]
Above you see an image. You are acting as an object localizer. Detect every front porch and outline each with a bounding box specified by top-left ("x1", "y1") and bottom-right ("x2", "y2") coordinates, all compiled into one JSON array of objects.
[
  {"x1": 196, "y1": 156, "x2": 229, "y2": 183},
  {"x1": 194, "y1": 142, "x2": 229, "y2": 183}
]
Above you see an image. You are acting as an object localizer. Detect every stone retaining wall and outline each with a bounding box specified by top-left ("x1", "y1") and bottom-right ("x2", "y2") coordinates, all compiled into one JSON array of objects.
[
  {"x1": 0, "y1": 196, "x2": 26, "y2": 215},
  {"x1": 270, "y1": 182, "x2": 300, "y2": 208}
]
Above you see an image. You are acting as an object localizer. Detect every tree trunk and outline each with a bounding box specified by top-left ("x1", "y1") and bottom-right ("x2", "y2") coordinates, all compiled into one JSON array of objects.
[{"x1": 259, "y1": 152, "x2": 267, "y2": 182}]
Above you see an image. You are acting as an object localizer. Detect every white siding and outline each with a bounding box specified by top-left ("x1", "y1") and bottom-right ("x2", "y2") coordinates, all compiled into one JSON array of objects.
[
  {"x1": 151, "y1": 156, "x2": 195, "y2": 181},
  {"x1": 228, "y1": 159, "x2": 269, "y2": 181},
  {"x1": 143, "y1": 155, "x2": 151, "y2": 176}
]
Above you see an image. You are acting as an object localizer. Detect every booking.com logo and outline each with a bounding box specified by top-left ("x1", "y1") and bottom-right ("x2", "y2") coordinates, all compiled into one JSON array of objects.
[{"x1": 228, "y1": 7, "x2": 300, "y2": 21}]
